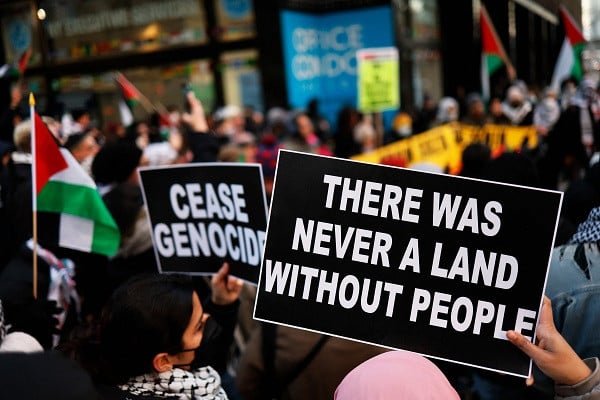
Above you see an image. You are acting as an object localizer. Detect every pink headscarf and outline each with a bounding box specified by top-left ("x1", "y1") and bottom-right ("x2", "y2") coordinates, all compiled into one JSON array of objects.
[{"x1": 334, "y1": 351, "x2": 460, "y2": 400}]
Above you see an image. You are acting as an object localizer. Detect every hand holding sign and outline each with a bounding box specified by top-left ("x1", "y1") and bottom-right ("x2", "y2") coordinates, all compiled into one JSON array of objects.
[
  {"x1": 211, "y1": 262, "x2": 244, "y2": 305},
  {"x1": 508, "y1": 297, "x2": 592, "y2": 387},
  {"x1": 181, "y1": 91, "x2": 209, "y2": 132},
  {"x1": 255, "y1": 150, "x2": 563, "y2": 377}
]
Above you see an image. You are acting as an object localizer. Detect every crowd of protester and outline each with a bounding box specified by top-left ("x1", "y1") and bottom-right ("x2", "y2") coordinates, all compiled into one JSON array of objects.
[{"x1": 0, "y1": 72, "x2": 599, "y2": 399}]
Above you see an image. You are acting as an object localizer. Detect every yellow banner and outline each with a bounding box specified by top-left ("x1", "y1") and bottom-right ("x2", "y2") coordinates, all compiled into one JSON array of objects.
[{"x1": 352, "y1": 123, "x2": 538, "y2": 173}]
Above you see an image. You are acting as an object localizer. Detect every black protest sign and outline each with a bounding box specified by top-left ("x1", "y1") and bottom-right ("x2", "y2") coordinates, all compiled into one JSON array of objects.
[
  {"x1": 254, "y1": 150, "x2": 562, "y2": 377},
  {"x1": 139, "y1": 163, "x2": 267, "y2": 284}
]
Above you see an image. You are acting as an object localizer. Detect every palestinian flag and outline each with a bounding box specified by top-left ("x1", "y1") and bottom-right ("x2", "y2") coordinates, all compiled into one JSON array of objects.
[
  {"x1": 551, "y1": 6, "x2": 586, "y2": 90},
  {"x1": 480, "y1": 4, "x2": 515, "y2": 99},
  {"x1": 0, "y1": 49, "x2": 32, "y2": 79},
  {"x1": 31, "y1": 105, "x2": 120, "y2": 256},
  {"x1": 115, "y1": 73, "x2": 141, "y2": 110},
  {"x1": 17, "y1": 49, "x2": 32, "y2": 76}
]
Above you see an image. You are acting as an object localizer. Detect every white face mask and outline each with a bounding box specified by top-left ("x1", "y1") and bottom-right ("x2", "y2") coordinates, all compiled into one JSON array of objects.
[
  {"x1": 396, "y1": 125, "x2": 412, "y2": 137},
  {"x1": 80, "y1": 155, "x2": 95, "y2": 175}
]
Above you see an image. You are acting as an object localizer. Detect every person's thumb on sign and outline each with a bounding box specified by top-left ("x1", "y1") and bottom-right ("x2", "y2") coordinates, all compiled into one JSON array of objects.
[
  {"x1": 211, "y1": 262, "x2": 244, "y2": 305},
  {"x1": 507, "y1": 296, "x2": 592, "y2": 387}
]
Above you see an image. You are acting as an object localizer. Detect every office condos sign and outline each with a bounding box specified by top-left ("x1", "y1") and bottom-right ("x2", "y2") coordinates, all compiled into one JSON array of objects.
[
  {"x1": 280, "y1": 6, "x2": 394, "y2": 121},
  {"x1": 45, "y1": 0, "x2": 202, "y2": 38}
]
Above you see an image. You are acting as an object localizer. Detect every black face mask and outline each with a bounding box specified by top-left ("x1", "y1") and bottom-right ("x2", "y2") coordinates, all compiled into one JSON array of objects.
[
  {"x1": 175, "y1": 317, "x2": 223, "y2": 370},
  {"x1": 172, "y1": 346, "x2": 201, "y2": 369}
]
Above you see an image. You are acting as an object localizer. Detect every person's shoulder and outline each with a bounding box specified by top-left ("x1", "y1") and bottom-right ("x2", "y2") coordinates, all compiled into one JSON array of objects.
[
  {"x1": 547, "y1": 243, "x2": 600, "y2": 298},
  {"x1": 0, "y1": 351, "x2": 101, "y2": 399},
  {"x1": 95, "y1": 384, "x2": 164, "y2": 400}
]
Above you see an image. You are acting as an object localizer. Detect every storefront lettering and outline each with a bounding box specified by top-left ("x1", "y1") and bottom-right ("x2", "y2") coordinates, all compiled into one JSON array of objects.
[{"x1": 46, "y1": 0, "x2": 201, "y2": 38}]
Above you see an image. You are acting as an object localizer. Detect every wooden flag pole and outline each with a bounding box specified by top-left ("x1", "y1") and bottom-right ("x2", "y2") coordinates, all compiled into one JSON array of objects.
[
  {"x1": 29, "y1": 92, "x2": 38, "y2": 299},
  {"x1": 115, "y1": 72, "x2": 155, "y2": 114}
]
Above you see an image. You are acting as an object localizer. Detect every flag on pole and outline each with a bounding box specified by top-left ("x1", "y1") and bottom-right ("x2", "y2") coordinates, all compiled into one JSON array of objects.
[
  {"x1": 30, "y1": 97, "x2": 120, "y2": 256},
  {"x1": 115, "y1": 72, "x2": 172, "y2": 127},
  {"x1": 480, "y1": 4, "x2": 515, "y2": 99},
  {"x1": 115, "y1": 73, "x2": 141, "y2": 110},
  {"x1": 118, "y1": 99, "x2": 134, "y2": 128},
  {"x1": 0, "y1": 49, "x2": 32, "y2": 79},
  {"x1": 17, "y1": 49, "x2": 32, "y2": 76},
  {"x1": 551, "y1": 6, "x2": 586, "y2": 91}
]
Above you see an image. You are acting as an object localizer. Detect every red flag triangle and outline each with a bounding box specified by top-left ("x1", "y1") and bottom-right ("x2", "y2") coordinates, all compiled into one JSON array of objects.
[
  {"x1": 559, "y1": 6, "x2": 585, "y2": 46},
  {"x1": 34, "y1": 112, "x2": 68, "y2": 194}
]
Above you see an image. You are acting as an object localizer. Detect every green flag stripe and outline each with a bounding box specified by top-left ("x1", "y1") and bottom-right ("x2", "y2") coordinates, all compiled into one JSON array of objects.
[
  {"x1": 571, "y1": 42, "x2": 586, "y2": 81},
  {"x1": 92, "y1": 219, "x2": 120, "y2": 255},
  {"x1": 38, "y1": 180, "x2": 120, "y2": 256},
  {"x1": 38, "y1": 181, "x2": 116, "y2": 227},
  {"x1": 486, "y1": 54, "x2": 504, "y2": 75},
  {"x1": 126, "y1": 99, "x2": 139, "y2": 110}
]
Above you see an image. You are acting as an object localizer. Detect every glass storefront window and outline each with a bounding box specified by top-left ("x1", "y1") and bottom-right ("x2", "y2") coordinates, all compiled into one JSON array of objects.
[
  {"x1": 40, "y1": 0, "x2": 208, "y2": 62},
  {"x1": 410, "y1": 0, "x2": 439, "y2": 40},
  {"x1": 220, "y1": 49, "x2": 263, "y2": 111},
  {"x1": 214, "y1": 0, "x2": 256, "y2": 41},
  {"x1": 412, "y1": 48, "x2": 442, "y2": 107}
]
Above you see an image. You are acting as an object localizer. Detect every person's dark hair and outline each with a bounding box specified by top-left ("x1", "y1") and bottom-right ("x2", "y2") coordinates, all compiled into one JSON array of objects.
[
  {"x1": 63, "y1": 131, "x2": 89, "y2": 151},
  {"x1": 71, "y1": 108, "x2": 90, "y2": 122},
  {"x1": 481, "y1": 152, "x2": 540, "y2": 187},
  {"x1": 66, "y1": 274, "x2": 195, "y2": 384},
  {"x1": 101, "y1": 182, "x2": 144, "y2": 237},
  {"x1": 101, "y1": 274, "x2": 194, "y2": 382},
  {"x1": 460, "y1": 142, "x2": 491, "y2": 179},
  {"x1": 91, "y1": 142, "x2": 142, "y2": 185}
]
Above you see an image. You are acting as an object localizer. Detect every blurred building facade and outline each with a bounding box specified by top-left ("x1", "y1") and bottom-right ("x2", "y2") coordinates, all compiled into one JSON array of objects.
[{"x1": 0, "y1": 0, "x2": 583, "y2": 127}]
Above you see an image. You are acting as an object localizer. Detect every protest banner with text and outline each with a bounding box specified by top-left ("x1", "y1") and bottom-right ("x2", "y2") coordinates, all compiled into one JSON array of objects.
[
  {"x1": 139, "y1": 163, "x2": 268, "y2": 284},
  {"x1": 352, "y1": 123, "x2": 538, "y2": 173},
  {"x1": 254, "y1": 150, "x2": 562, "y2": 377}
]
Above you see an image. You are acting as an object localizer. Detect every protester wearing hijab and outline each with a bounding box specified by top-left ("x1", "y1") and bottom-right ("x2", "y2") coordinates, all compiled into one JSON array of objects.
[
  {"x1": 333, "y1": 312, "x2": 600, "y2": 400},
  {"x1": 501, "y1": 85, "x2": 534, "y2": 126},
  {"x1": 334, "y1": 351, "x2": 460, "y2": 400},
  {"x1": 534, "y1": 87, "x2": 561, "y2": 137},
  {"x1": 432, "y1": 97, "x2": 459, "y2": 126}
]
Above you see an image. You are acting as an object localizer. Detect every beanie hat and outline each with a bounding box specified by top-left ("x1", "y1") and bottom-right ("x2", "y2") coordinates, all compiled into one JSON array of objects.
[{"x1": 92, "y1": 142, "x2": 142, "y2": 185}]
